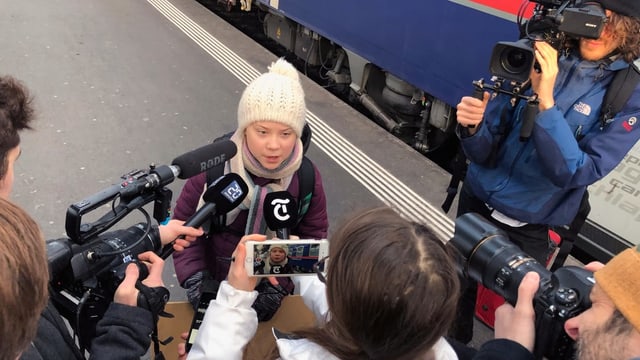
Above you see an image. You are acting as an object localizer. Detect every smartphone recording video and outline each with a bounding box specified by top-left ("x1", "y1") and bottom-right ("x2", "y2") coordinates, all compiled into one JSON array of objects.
[{"x1": 245, "y1": 239, "x2": 329, "y2": 277}]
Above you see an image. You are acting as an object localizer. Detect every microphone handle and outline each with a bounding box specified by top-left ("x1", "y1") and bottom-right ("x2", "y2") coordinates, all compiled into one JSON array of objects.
[
  {"x1": 276, "y1": 228, "x2": 290, "y2": 240},
  {"x1": 160, "y1": 202, "x2": 217, "y2": 259}
]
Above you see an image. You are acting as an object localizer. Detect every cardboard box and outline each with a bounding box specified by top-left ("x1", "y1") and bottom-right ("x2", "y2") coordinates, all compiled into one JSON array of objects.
[{"x1": 155, "y1": 296, "x2": 316, "y2": 359}]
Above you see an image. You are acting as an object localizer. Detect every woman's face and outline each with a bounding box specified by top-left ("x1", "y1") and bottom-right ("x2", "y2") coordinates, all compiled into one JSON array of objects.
[
  {"x1": 270, "y1": 247, "x2": 287, "y2": 263},
  {"x1": 245, "y1": 121, "x2": 297, "y2": 170}
]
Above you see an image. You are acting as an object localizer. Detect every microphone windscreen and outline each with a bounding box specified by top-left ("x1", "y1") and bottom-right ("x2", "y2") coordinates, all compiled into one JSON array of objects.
[
  {"x1": 202, "y1": 172, "x2": 249, "y2": 214},
  {"x1": 263, "y1": 191, "x2": 298, "y2": 231},
  {"x1": 172, "y1": 140, "x2": 237, "y2": 179}
]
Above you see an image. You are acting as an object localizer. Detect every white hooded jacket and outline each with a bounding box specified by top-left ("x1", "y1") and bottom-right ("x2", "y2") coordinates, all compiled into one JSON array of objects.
[{"x1": 187, "y1": 277, "x2": 459, "y2": 360}]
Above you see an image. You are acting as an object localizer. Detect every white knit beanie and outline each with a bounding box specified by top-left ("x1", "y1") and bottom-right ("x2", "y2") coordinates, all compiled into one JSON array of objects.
[
  {"x1": 270, "y1": 244, "x2": 289, "y2": 256},
  {"x1": 237, "y1": 58, "x2": 306, "y2": 136}
]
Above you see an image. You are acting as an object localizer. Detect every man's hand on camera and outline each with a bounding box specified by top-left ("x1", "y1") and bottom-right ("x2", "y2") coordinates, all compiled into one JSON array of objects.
[
  {"x1": 530, "y1": 41, "x2": 558, "y2": 111},
  {"x1": 114, "y1": 251, "x2": 165, "y2": 306},
  {"x1": 159, "y1": 219, "x2": 204, "y2": 251},
  {"x1": 494, "y1": 271, "x2": 540, "y2": 352},
  {"x1": 456, "y1": 92, "x2": 490, "y2": 135}
]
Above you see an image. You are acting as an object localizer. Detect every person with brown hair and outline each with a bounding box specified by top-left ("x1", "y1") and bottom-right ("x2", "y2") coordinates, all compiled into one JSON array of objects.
[
  {"x1": 187, "y1": 206, "x2": 463, "y2": 360},
  {"x1": 0, "y1": 198, "x2": 48, "y2": 360},
  {"x1": 0, "y1": 75, "x2": 34, "y2": 198},
  {"x1": 0, "y1": 74, "x2": 203, "y2": 359}
]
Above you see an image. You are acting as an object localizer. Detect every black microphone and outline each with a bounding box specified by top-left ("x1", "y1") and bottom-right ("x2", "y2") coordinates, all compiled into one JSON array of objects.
[
  {"x1": 160, "y1": 172, "x2": 249, "y2": 259},
  {"x1": 172, "y1": 140, "x2": 237, "y2": 179},
  {"x1": 119, "y1": 140, "x2": 237, "y2": 198},
  {"x1": 263, "y1": 191, "x2": 298, "y2": 239}
]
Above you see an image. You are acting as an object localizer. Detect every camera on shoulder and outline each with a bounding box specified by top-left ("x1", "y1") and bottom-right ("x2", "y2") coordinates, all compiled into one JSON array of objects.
[{"x1": 490, "y1": 0, "x2": 607, "y2": 84}]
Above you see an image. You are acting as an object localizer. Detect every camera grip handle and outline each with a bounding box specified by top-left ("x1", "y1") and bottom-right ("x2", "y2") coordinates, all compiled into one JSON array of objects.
[
  {"x1": 468, "y1": 87, "x2": 485, "y2": 129},
  {"x1": 519, "y1": 100, "x2": 539, "y2": 141}
]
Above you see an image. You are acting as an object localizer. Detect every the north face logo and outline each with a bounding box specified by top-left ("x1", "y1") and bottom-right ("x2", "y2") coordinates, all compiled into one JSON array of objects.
[{"x1": 573, "y1": 102, "x2": 591, "y2": 116}]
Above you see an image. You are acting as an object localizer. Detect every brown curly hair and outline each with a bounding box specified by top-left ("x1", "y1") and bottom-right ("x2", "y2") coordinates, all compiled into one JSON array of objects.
[
  {"x1": 0, "y1": 76, "x2": 34, "y2": 179},
  {"x1": 607, "y1": 11, "x2": 640, "y2": 62}
]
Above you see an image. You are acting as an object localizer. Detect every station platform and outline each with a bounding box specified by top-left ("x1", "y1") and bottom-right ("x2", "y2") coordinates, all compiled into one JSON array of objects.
[{"x1": 1, "y1": 0, "x2": 497, "y2": 352}]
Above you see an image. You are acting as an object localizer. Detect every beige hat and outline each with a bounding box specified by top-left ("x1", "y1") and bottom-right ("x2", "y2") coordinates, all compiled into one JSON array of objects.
[
  {"x1": 594, "y1": 246, "x2": 640, "y2": 332},
  {"x1": 237, "y1": 58, "x2": 306, "y2": 137}
]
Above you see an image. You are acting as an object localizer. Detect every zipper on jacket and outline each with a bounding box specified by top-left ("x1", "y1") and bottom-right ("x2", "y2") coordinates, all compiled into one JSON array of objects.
[{"x1": 554, "y1": 60, "x2": 578, "y2": 101}]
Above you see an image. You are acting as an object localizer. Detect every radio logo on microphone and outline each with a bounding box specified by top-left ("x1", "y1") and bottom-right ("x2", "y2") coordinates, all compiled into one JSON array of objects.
[{"x1": 222, "y1": 180, "x2": 244, "y2": 202}]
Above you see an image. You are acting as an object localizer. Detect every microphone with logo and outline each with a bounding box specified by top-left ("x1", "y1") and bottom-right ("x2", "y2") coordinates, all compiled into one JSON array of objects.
[
  {"x1": 160, "y1": 172, "x2": 249, "y2": 259},
  {"x1": 263, "y1": 191, "x2": 298, "y2": 239},
  {"x1": 119, "y1": 139, "x2": 237, "y2": 199}
]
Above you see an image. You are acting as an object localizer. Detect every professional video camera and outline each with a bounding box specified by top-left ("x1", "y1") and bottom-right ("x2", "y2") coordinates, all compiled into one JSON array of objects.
[
  {"x1": 490, "y1": 0, "x2": 607, "y2": 84},
  {"x1": 470, "y1": 1, "x2": 607, "y2": 141},
  {"x1": 449, "y1": 213, "x2": 595, "y2": 360},
  {"x1": 46, "y1": 140, "x2": 238, "y2": 352}
]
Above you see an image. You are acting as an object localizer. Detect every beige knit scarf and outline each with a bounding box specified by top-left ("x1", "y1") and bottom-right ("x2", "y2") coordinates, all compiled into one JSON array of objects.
[{"x1": 196, "y1": 129, "x2": 303, "y2": 234}]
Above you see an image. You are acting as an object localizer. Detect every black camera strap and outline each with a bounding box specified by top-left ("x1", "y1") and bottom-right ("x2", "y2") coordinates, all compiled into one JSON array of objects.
[
  {"x1": 136, "y1": 282, "x2": 172, "y2": 360},
  {"x1": 600, "y1": 61, "x2": 640, "y2": 128}
]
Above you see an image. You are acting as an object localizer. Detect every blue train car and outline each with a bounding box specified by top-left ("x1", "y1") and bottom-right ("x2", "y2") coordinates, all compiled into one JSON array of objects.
[
  {"x1": 249, "y1": 0, "x2": 521, "y2": 153},
  {"x1": 287, "y1": 243, "x2": 321, "y2": 273},
  {"x1": 257, "y1": 0, "x2": 515, "y2": 107}
]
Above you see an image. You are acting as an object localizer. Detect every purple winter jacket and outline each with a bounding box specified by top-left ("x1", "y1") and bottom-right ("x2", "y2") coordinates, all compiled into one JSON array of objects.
[{"x1": 172, "y1": 163, "x2": 328, "y2": 290}]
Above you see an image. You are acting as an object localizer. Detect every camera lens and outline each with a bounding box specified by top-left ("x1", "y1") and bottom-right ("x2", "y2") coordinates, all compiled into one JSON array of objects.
[
  {"x1": 501, "y1": 48, "x2": 530, "y2": 74},
  {"x1": 450, "y1": 213, "x2": 551, "y2": 304},
  {"x1": 489, "y1": 40, "x2": 535, "y2": 84}
]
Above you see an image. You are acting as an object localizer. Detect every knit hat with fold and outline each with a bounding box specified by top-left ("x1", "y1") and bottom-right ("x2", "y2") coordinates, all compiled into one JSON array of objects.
[
  {"x1": 594, "y1": 245, "x2": 640, "y2": 332},
  {"x1": 237, "y1": 58, "x2": 306, "y2": 137},
  {"x1": 595, "y1": 0, "x2": 640, "y2": 18}
]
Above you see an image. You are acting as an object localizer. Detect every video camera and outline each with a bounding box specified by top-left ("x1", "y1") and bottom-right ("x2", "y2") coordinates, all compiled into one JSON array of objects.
[
  {"x1": 449, "y1": 213, "x2": 595, "y2": 360},
  {"x1": 470, "y1": 1, "x2": 607, "y2": 141},
  {"x1": 489, "y1": 0, "x2": 607, "y2": 84},
  {"x1": 46, "y1": 140, "x2": 237, "y2": 351}
]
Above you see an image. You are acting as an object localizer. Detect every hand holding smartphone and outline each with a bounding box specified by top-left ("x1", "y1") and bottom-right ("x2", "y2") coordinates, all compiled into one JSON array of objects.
[{"x1": 245, "y1": 239, "x2": 328, "y2": 277}]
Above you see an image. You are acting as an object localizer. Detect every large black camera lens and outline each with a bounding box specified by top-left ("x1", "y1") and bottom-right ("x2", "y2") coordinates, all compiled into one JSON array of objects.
[
  {"x1": 489, "y1": 40, "x2": 535, "y2": 84},
  {"x1": 449, "y1": 213, "x2": 551, "y2": 305},
  {"x1": 502, "y1": 48, "x2": 530, "y2": 74}
]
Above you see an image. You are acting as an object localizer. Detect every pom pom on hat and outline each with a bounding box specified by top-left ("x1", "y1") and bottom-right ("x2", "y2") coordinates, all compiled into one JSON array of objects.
[
  {"x1": 595, "y1": 0, "x2": 640, "y2": 18},
  {"x1": 237, "y1": 58, "x2": 306, "y2": 136}
]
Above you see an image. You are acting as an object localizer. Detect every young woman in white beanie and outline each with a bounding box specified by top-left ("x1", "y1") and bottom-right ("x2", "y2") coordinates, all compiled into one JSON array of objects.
[{"x1": 172, "y1": 58, "x2": 329, "y2": 320}]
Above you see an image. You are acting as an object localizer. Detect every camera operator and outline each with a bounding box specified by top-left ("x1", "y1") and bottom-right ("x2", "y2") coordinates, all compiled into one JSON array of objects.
[
  {"x1": 474, "y1": 247, "x2": 640, "y2": 360},
  {"x1": 452, "y1": 0, "x2": 640, "y2": 344},
  {"x1": 0, "y1": 75, "x2": 204, "y2": 359},
  {"x1": 0, "y1": 198, "x2": 49, "y2": 360},
  {"x1": 21, "y1": 221, "x2": 201, "y2": 360}
]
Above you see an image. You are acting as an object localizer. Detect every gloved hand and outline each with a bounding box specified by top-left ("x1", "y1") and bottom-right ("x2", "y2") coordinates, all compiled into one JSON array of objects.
[
  {"x1": 252, "y1": 279, "x2": 289, "y2": 322},
  {"x1": 184, "y1": 270, "x2": 208, "y2": 310}
]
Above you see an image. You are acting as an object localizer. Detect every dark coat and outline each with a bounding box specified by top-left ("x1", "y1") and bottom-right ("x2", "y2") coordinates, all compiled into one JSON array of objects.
[
  {"x1": 172, "y1": 163, "x2": 329, "y2": 291},
  {"x1": 21, "y1": 301, "x2": 153, "y2": 360}
]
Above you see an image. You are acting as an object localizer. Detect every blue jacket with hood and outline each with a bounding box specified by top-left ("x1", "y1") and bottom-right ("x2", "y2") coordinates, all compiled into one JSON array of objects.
[{"x1": 459, "y1": 51, "x2": 640, "y2": 226}]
